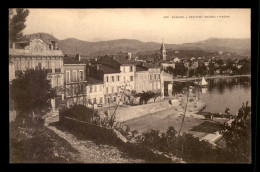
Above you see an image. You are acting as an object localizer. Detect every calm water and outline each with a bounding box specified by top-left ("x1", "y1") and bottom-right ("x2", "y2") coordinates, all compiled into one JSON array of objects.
[{"x1": 192, "y1": 77, "x2": 251, "y2": 114}]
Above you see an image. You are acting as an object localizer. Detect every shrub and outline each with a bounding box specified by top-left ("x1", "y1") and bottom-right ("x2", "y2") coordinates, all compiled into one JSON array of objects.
[
  {"x1": 60, "y1": 104, "x2": 94, "y2": 122},
  {"x1": 139, "y1": 125, "x2": 246, "y2": 163}
]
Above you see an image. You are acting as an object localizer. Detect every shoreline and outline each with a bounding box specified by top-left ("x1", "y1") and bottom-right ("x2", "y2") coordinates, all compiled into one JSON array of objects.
[{"x1": 172, "y1": 74, "x2": 251, "y2": 82}]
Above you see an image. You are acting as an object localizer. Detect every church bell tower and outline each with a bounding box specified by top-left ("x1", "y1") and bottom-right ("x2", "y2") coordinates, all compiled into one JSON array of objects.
[{"x1": 160, "y1": 38, "x2": 167, "y2": 61}]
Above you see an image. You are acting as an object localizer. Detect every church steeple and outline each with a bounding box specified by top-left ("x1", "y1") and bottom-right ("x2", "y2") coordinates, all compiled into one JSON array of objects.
[{"x1": 160, "y1": 38, "x2": 167, "y2": 61}]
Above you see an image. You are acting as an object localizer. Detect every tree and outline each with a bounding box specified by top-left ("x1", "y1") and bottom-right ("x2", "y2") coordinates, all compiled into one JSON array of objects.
[
  {"x1": 188, "y1": 69, "x2": 195, "y2": 77},
  {"x1": 215, "y1": 59, "x2": 224, "y2": 75},
  {"x1": 238, "y1": 58, "x2": 251, "y2": 75},
  {"x1": 10, "y1": 69, "x2": 56, "y2": 121},
  {"x1": 152, "y1": 90, "x2": 162, "y2": 103},
  {"x1": 208, "y1": 62, "x2": 215, "y2": 76},
  {"x1": 65, "y1": 82, "x2": 87, "y2": 106},
  {"x1": 172, "y1": 82, "x2": 183, "y2": 97},
  {"x1": 195, "y1": 65, "x2": 207, "y2": 77},
  {"x1": 136, "y1": 91, "x2": 154, "y2": 105},
  {"x1": 165, "y1": 66, "x2": 175, "y2": 75},
  {"x1": 9, "y1": 8, "x2": 30, "y2": 42},
  {"x1": 221, "y1": 102, "x2": 251, "y2": 162}
]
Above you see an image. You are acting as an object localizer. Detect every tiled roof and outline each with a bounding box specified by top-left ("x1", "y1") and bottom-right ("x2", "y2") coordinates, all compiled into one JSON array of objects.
[
  {"x1": 114, "y1": 56, "x2": 139, "y2": 65},
  {"x1": 9, "y1": 48, "x2": 64, "y2": 56},
  {"x1": 136, "y1": 65, "x2": 148, "y2": 72},
  {"x1": 97, "y1": 64, "x2": 120, "y2": 74},
  {"x1": 142, "y1": 63, "x2": 161, "y2": 68},
  {"x1": 64, "y1": 57, "x2": 86, "y2": 64},
  {"x1": 86, "y1": 77, "x2": 103, "y2": 85}
]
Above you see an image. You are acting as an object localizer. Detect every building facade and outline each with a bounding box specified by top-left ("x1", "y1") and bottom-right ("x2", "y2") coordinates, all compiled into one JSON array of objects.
[
  {"x1": 9, "y1": 38, "x2": 65, "y2": 111},
  {"x1": 86, "y1": 77, "x2": 104, "y2": 108},
  {"x1": 148, "y1": 67, "x2": 161, "y2": 93},
  {"x1": 63, "y1": 57, "x2": 87, "y2": 107},
  {"x1": 134, "y1": 66, "x2": 149, "y2": 93}
]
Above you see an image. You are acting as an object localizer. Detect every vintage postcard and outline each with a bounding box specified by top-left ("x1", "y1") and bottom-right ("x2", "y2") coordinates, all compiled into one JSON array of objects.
[{"x1": 9, "y1": 8, "x2": 251, "y2": 163}]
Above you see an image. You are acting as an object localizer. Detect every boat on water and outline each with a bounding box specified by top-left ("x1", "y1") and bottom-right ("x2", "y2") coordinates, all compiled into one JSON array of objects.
[
  {"x1": 189, "y1": 86, "x2": 194, "y2": 92},
  {"x1": 195, "y1": 77, "x2": 208, "y2": 88}
]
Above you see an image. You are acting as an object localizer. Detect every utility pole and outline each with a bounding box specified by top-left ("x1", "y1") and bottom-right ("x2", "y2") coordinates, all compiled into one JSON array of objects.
[
  {"x1": 110, "y1": 81, "x2": 129, "y2": 127},
  {"x1": 178, "y1": 87, "x2": 190, "y2": 136}
]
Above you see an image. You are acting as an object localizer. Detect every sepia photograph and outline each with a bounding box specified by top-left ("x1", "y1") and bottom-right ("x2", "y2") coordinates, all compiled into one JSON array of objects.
[{"x1": 9, "y1": 8, "x2": 252, "y2": 163}]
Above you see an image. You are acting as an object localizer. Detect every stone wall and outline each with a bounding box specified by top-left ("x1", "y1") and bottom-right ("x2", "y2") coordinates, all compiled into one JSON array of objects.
[{"x1": 110, "y1": 101, "x2": 172, "y2": 122}]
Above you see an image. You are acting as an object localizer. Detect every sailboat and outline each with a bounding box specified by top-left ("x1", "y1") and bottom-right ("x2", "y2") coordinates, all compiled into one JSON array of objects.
[{"x1": 198, "y1": 77, "x2": 208, "y2": 88}]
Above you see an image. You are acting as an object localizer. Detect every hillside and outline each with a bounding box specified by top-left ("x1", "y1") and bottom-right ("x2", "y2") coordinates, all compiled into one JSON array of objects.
[{"x1": 26, "y1": 33, "x2": 251, "y2": 57}]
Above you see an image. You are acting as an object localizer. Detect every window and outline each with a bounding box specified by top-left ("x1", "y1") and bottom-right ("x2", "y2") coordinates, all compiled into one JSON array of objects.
[
  {"x1": 106, "y1": 87, "x2": 108, "y2": 94},
  {"x1": 81, "y1": 84, "x2": 84, "y2": 94},
  {"x1": 106, "y1": 76, "x2": 109, "y2": 82},
  {"x1": 72, "y1": 70, "x2": 77, "y2": 82},
  {"x1": 48, "y1": 61, "x2": 51, "y2": 69},
  {"x1": 66, "y1": 71, "x2": 70, "y2": 83},
  {"x1": 130, "y1": 66, "x2": 133, "y2": 72},
  {"x1": 117, "y1": 75, "x2": 120, "y2": 82},
  {"x1": 154, "y1": 74, "x2": 156, "y2": 80},
  {"x1": 79, "y1": 70, "x2": 84, "y2": 81},
  {"x1": 113, "y1": 97, "x2": 117, "y2": 102},
  {"x1": 123, "y1": 67, "x2": 125, "y2": 72},
  {"x1": 93, "y1": 98, "x2": 96, "y2": 104},
  {"x1": 149, "y1": 75, "x2": 152, "y2": 80},
  {"x1": 130, "y1": 76, "x2": 133, "y2": 81},
  {"x1": 73, "y1": 85, "x2": 78, "y2": 95},
  {"x1": 99, "y1": 97, "x2": 103, "y2": 104},
  {"x1": 99, "y1": 85, "x2": 102, "y2": 92},
  {"x1": 158, "y1": 74, "x2": 160, "y2": 80},
  {"x1": 90, "y1": 85, "x2": 93, "y2": 93},
  {"x1": 107, "y1": 98, "x2": 110, "y2": 104},
  {"x1": 94, "y1": 85, "x2": 97, "y2": 92},
  {"x1": 111, "y1": 76, "x2": 114, "y2": 82},
  {"x1": 124, "y1": 76, "x2": 126, "y2": 82},
  {"x1": 117, "y1": 86, "x2": 120, "y2": 93}
]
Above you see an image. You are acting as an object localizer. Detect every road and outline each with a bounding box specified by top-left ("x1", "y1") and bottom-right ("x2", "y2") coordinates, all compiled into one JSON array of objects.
[{"x1": 45, "y1": 115, "x2": 145, "y2": 163}]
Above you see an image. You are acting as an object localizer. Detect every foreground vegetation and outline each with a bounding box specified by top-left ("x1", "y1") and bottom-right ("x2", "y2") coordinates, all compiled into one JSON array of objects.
[
  {"x1": 136, "y1": 102, "x2": 251, "y2": 163},
  {"x1": 58, "y1": 102, "x2": 251, "y2": 163},
  {"x1": 10, "y1": 121, "x2": 79, "y2": 163}
]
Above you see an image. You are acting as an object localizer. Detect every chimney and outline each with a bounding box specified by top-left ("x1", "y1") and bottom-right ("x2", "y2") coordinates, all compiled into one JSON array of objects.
[
  {"x1": 95, "y1": 57, "x2": 98, "y2": 61},
  {"x1": 53, "y1": 42, "x2": 57, "y2": 50},
  {"x1": 97, "y1": 64, "x2": 99, "y2": 70},
  {"x1": 128, "y1": 52, "x2": 132, "y2": 60},
  {"x1": 49, "y1": 44, "x2": 53, "y2": 50},
  {"x1": 76, "y1": 54, "x2": 81, "y2": 61}
]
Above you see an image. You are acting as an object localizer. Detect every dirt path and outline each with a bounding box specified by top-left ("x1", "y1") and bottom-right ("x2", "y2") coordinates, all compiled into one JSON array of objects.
[{"x1": 45, "y1": 115, "x2": 144, "y2": 163}]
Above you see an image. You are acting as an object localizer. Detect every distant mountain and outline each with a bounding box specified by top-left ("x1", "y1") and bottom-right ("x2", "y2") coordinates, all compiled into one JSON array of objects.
[
  {"x1": 179, "y1": 38, "x2": 251, "y2": 56},
  {"x1": 26, "y1": 33, "x2": 250, "y2": 57}
]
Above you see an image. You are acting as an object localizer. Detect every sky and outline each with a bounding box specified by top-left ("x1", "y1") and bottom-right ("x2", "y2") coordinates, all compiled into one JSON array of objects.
[{"x1": 23, "y1": 8, "x2": 251, "y2": 44}]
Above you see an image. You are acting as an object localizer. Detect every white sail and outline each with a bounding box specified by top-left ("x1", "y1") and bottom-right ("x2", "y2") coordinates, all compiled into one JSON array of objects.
[{"x1": 201, "y1": 77, "x2": 208, "y2": 86}]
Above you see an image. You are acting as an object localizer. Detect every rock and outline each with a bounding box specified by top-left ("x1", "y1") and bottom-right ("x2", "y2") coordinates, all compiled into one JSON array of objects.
[
  {"x1": 113, "y1": 129, "x2": 128, "y2": 143},
  {"x1": 127, "y1": 132, "x2": 133, "y2": 137}
]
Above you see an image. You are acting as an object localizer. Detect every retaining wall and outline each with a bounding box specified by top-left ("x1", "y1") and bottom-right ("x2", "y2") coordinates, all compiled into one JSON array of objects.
[
  {"x1": 111, "y1": 101, "x2": 172, "y2": 122},
  {"x1": 60, "y1": 116, "x2": 128, "y2": 144}
]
